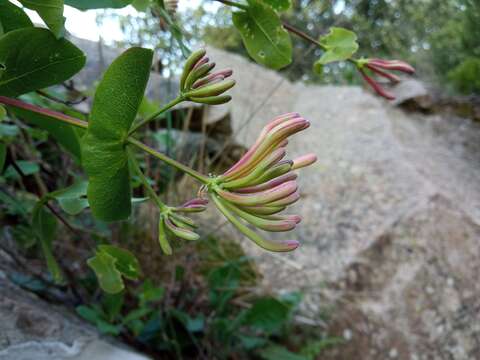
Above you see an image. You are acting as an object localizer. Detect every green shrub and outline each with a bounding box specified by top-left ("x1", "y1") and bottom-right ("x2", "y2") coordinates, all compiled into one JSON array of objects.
[{"x1": 448, "y1": 57, "x2": 480, "y2": 95}]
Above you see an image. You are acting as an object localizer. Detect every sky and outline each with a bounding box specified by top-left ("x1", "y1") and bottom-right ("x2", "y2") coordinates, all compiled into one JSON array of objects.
[{"x1": 12, "y1": 0, "x2": 204, "y2": 43}]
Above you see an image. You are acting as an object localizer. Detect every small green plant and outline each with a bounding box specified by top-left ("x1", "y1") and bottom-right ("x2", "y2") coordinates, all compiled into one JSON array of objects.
[{"x1": 76, "y1": 237, "x2": 338, "y2": 359}]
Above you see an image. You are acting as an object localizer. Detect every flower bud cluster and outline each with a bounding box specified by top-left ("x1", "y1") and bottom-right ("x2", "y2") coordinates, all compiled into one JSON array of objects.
[
  {"x1": 158, "y1": 198, "x2": 208, "y2": 255},
  {"x1": 358, "y1": 58, "x2": 415, "y2": 100},
  {"x1": 209, "y1": 113, "x2": 317, "y2": 252},
  {"x1": 180, "y1": 49, "x2": 235, "y2": 105}
]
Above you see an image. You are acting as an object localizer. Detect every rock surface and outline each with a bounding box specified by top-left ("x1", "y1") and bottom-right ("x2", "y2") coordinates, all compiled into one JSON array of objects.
[
  {"x1": 206, "y1": 47, "x2": 480, "y2": 359},
  {"x1": 0, "y1": 259, "x2": 149, "y2": 360}
]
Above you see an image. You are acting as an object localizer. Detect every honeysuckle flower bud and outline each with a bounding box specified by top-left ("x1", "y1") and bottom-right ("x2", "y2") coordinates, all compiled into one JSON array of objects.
[
  {"x1": 207, "y1": 113, "x2": 316, "y2": 252},
  {"x1": 358, "y1": 58, "x2": 415, "y2": 100},
  {"x1": 180, "y1": 49, "x2": 235, "y2": 105},
  {"x1": 292, "y1": 153, "x2": 317, "y2": 170},
  {"x1": 158, "y1": 199, "x2": 207, "y2": 255}
]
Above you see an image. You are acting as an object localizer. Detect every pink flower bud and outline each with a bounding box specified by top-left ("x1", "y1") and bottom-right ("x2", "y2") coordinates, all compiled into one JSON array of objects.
[
  {"x1": 367, "y1": 59, "x2": 415, "y2": 74},
  {"x1": 291, "y1": 153, "x2": 317, "y2": 170}
]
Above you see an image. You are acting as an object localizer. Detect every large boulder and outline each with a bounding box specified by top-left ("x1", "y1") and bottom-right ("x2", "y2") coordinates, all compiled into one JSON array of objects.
[{"x1": 205, "y1": 48, "x2": 480, "y2": 359}]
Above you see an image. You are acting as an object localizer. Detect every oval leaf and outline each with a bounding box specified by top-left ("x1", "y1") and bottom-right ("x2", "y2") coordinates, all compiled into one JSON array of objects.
[
  {"x1": 232, "y1": 0, "x2": 292, "y2": 70},
  {"x1": 318, "y1": 27, "x2": 359, "y2": 65},
  {"x1": 0, "y1": 28, "x2": 86, "y2": 97},
  {"x1": 98, "y1": 244, "x2": 140, "y2": 279},
  {"x1": 88, "y1": 251, "x2": 124, "y2": 294},
  {"x1": 65, "y1": 0, "x2": 133, "y2": 10},
  {"x1": 19, "y1": 0, "x2": 64, "y2": 36},
  {"x1": 0, "y1": 0, "x2": 33, "y2": 34},
  {"x1": 49, "y1": 179, "x2": 89, "y2": 215},
  {"x1": 81, "y1": 47, "x2": 153, "y2": 222}
]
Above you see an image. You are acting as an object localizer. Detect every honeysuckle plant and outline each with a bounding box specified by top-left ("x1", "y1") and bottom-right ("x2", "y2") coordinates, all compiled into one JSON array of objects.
[{"x1": 0, "y1": 0, "x2": 415, "y2": 293}]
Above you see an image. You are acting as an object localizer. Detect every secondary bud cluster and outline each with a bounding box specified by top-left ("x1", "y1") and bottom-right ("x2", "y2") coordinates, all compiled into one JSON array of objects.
[
  {"x1": 180, "y1": 49, "x2": 235, "y2": 105},
  {"x1": 358, "y1": 58, "x2": 415, "y2": 100},
  {"x1": 209, "y1": 113, "x2": 317, "y2": 252},
  {"x1": 158, "y1": 198, "x2": 208, "y2": 255}
]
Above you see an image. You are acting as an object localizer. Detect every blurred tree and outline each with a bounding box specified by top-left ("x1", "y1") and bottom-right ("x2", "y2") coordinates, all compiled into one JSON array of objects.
[{"x1": 95, "y1": 0, "x2": 480, "y2": 93}]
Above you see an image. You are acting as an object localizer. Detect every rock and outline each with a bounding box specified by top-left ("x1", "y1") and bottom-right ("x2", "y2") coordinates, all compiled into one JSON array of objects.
[
  {"x1": 203, "y1": 48, "x2": 480, "y2": 359},
  {"x1": 0, "y1": 265, "x2": 150, "y2": 360},
  {"x1": 390, "y1": 78, "x2": 431, "y2": 108}
]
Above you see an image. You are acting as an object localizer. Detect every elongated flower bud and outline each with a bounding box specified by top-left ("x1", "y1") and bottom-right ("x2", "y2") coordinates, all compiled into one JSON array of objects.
[
  {"x1": 211, "y1": 193, "x2": 299, "y2": 252},
  {"x1": 185, "y1": 79, "x2": 236, "y2": 98},
  {"x1": 358, "y1": 58, "x2": 415, "y2": 100},
  {"x1": 235, "y1": 172, "x2": 297, "y2": 193},
  {"x1": 222, "y1": 117, "x2": 308, "y2": 182},
  {"x1": 267, "y1": 190, "x2": 300, "y2": 207},
  {"x1": 189, "y1": 95, "x2": 232, "y2": 105},
  {"x1": 185, "y1": 63, "x2": 216, "y2": 90},
  {"x1": 239, "y1": 205, "x2": 287, "y2": 215},
  {"x1": 164, "y1": 217, "x2": 200, "y2": 241},
  {"x1": 222, "y1": 199, "x2": 296, "y2": 232},
  {"x1": 223, "y1": 148, "x2": 286, "y2": 189},
  {"x1": 180, "y1": 49, "x2": 206, "y2": 91},
  {"x1": 291, "y1": 153, "x2": 317, "y2": 170},
  {"x1": 222, "y1": 113, "x2": 299, "y2": 178},
  {"x1": 158, "y1": 216, "x2": 173, "y2": 255},
  {"x1": 216, "y1": 180, "x2": 297, "y2": 207}
]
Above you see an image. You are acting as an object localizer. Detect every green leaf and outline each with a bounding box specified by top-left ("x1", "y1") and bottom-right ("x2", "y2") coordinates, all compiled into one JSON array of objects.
[
  {"x1": 131, "y1": 0, "x2": 150, "y2": 11},
  {"x1": 261, "y1": 0, "x2": 291, "y2": 12},
  {"x1": 232, "y1": 0, "x2": 292, "y2": 70},
  {"x1": 64, "y1": 0, "x2": 133, "y2": 10},
  {"x1": 81, "y1": 47, "x2": 153, "y2": 222},
  {"x1": 98, "y1": 244, "x2": 140, "y2": 279},
  {"x1": 4, "y1": 160, "x2": 39, "y2": 179},
  {"x1": 0, "y1": 28, "x2": 86, "y2": 97},
  {"x1": 169, "y1": 309, "x2": 204, "y2": 332},
  {"x1": 243, "y1": 297, "x2": 290, "y2": 333},
  {"x1": 258, "y1": 345, "x2": 308, "y2": 360},
  {"x1": 76, "y1": 305, "x2": 103, "y2": 324},
  {"x1": 87, "y1": 251, "x2": 124, "y2": 294},
  {"x1": 318, "y1": 27, "x2": 359, "y2": 65},
  {"x1": 10, "y1": 107, "x2": 82, "y2": 160},
  {"x1": 0, "y1": 104, "x2": 5, "y2": 120},
  {"x1": 49, "y1": 180, "x2": 89, "y2": 215},
  {"x1": 0, "y1": 0, "x2": 33, "y2": 34},
  {"x1": 32, "y1": 203, "x2": 63, "y2": 283},
  {"x1": 0, "y1": 142, "x2": 5, "y2": 172},
  {"x1": 19, "y1": 0, "x2": 64, "y2": 37},
  {"x1": 102, "y1": 292, "x2": 125, "y2": 321},
  {"x1": 0, "y1": 124, "x2": 18, "y2": 137}
]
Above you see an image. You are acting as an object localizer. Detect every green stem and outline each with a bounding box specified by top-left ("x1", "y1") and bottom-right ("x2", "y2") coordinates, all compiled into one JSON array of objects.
[
  {"x1": 128, "y1": 96, "x2": 183, "y2": 135},
  {"x1": 127, "y1": 148, "x2": 167, "y2": 211},
  {"x1": 0, "y1": 96, "x2": 88, "y2": 129},
  {"x1": 127, "y1": 137, "x2": 210, "y2": 184},
  {"x1": 214, "y1": 0, "x2": 248, "y2": 10},
  {"x1": 1, "y1": 95, "x2": 209, "y2": 184}
]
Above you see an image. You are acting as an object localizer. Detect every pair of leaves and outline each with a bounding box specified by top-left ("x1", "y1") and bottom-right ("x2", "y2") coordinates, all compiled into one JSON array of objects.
[
  {"x1": 0, "y1": 0, "x2": 33, "y2": 35},
  {"x1": 19, "y1": 0, "x2": 64, "y2": 37},
  {"x1": 87, "y1": 245, "x2": 141, "y2": 294},
  {"x1": 315, "y1": 27, "x2": 359, "y2": 70},
  {"x1": 0, "y1": 27, "x2": 86, "y2": 97},
  {"x1": 232, "y1": 0, "x2": 292, "y2": 70},
  {"x1": 65, "y1": 0, "x2": 133, "y2": 10},
  {"x1": 81, "y1": 47, "x2": 153, "y2": 222}
]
